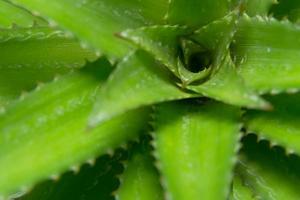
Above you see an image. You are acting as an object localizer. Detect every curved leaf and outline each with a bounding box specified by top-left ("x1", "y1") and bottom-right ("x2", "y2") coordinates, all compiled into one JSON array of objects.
[
  {"x1": 185, "y1": 11, "x2": 269, "y2": 110},
  {"x1": 190, "y1": 12, "x2": 238, "y2": 68},
  {"x1": 0, "y1": 26, "x2": 97, "y2": 107},
  {"x1": 235, "y1": 134, "x2": 300, "y2": 200},
  {"x1": 0, "y1": 0, "x2": 46, "y2": 28},
  {"x1": 153, "y1": 100, "x2": 241, "y2": 200},
  {"x1": 244, "y1": 93, "x2": 300, "y2": 155},
  {"x1": 0, "y1": 59, "x2": 150, "y2": 198},
  {"x1": 120, "y1": 25, "x2": 191, "y2": 79},
  {"x1": 11, "y1": 0, "x2": 168, "y2": 60},
  {"x1": 270, "y1": 0, "x2": 300, "y2": 23},
  {"x1": 230, "y1": 175, "x2": 255, "y2": 200},
  {"x1": 187, "y1": 54, "x2": 270, "y2": 109},
  {"x1": 120, "y1": 25, "x2": 212, "y2": 85},
  {"x1": 166, "y1": 0, "x2": 231, "y2": 27},
  {"x1": 244, "y1": 0, "x2": 275, "y2": 16},
  {"x1": 232, "y1": 14, "x2": 300, "y2": 93},
  {"x1": 88, "y1": 50, "x2": 195, "y2": 127},
  {"x1": 18, "y1": 153, "x2": 123, "y2": 200},
  {"x1": 116, "y1": 138, "x2": 163, "y2": 200}
]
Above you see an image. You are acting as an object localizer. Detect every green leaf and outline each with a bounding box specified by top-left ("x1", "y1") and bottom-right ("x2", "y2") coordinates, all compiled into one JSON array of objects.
[
  {"x1": 270, "y1": 0, "x2": 300, "y2": 23},
  {"x1": 0, "y1": 0, "x2": 46, "y2": 28},
  {"x1": 0, "y1": 59, "x2": 150, "y2": 198},
  {"x1": 0, "y1": 26, "x2": 97, "y2": 107},
  {"x1": 187, "y1": 54, "x2": 270, "y2": 109},
  {"x1": 232, "y1": 14, "x2": 300, "y2": 93},
  {"x1": 153, "y1": 100, "x2": 241, "y2": 200},
  {"x1": 120, "y1": 16, "x2": 235, "y2": 84},
  {"x1": 185, "y1": 11, "x2": 269, "y2": 109},
  {"x1": 190, "y1": 12, "x2": 238, "y2": 67},
  {"x1": 166, "y1": 0, "x2": 231, "y2": 27},
  {"x1": 235, "y1": 134, "x2": 300, "y2": 200},
  {"x1": 244, "y1": 0, "x2": 275, "y2": 16},
  {"x1": 116, "y1": 138, "x2": 164, "y2": 200},
  {"x1": 88, "y1": 50, "x2": 195, "y2": 127},
  {"x1": 18, "y1": 153, "x2": 123, "y2": 200},
  {"x1": 230, "y1": 175, "x2": 255, "y2": 200},
  {"x1": 244, "y1": 93, "x2": 300, "y2": 155},
  {"x1": 11, "y1": 0, "x2": 168, "y2": 60},
  {"x1": 177, "y1": 38, "x2": 213, "y2": 85},
  {"x1": 120, "y1": 25, "x2": 191, "y2": 79}
]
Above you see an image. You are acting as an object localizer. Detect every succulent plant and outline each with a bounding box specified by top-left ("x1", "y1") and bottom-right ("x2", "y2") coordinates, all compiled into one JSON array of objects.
[{"x1": 1, "y1": 0, "x2": 300, "y2": 199}]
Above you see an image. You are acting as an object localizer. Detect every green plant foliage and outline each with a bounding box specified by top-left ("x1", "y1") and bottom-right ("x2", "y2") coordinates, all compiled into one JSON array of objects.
[
  {"x1": 245, "y1": 0, "x2": 275, "y2": 16},
  {"x1": 0, "y1": 0, "x2": 46, "y2": 27},
  {"x1": 0, "y1": 59, "x2": 150, "y2": 198},
  {"x1": 232, "y1": 134, "x2": 300, "y2": 199},
  {"x1": 89, "y1": 50, "x2": 194, "y2": 127},
  {"x1": 270, "y1": 0, "x2": 300, "y2": 22},
  {"x1": 230, "y1": 175, "x2": 253, "y2": 200},
  {"x1": 2, "y1": 0, "x2": 300, "y2": 199},
  {"x1": 152, "y1": 100, "x2": 241, "y2": 200},
  {"x1": 166, "y1": 0, "x2": 231, "y2": 27},
  {"x1": 187, "y1": 54, "x2": 269, "y2": 109},
  {"x1": 233, "y1": 14, "x2": 300, "y2": 93},
  {"x1": 244, "y1": 93, "x2": 300, "y2": 155},
  {"x1": 120, "y1": 25, "x2": 191, "y2": 80},
  {"x1": 0, "y1": 26, "x2": 97, "y2": 107},
  {"x1": 120, "y1": 14, "x2": 268, "y2": 109},
  {"x1": 11, "y1": 0, "x2": 168, "y2": 60},
  {"x1": 18, "y1": 152, "x2": 123, "y2": 200},
  {"x1": 116, "y1": 138, "x2": 164, "y2": 200}
]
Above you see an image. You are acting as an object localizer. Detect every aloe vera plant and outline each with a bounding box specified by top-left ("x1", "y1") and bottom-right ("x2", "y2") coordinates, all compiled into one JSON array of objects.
[{"x1": 2, "y1": 0, "x2": 300, "y2": 199}]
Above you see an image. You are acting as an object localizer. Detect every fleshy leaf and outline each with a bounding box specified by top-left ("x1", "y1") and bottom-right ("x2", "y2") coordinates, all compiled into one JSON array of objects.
[
  {"x1": 244, "y1": 0, "x2": 275, "y2": 16},
  {"x1": 234, "y1": 134, "x2": 300, "y2": 199},
  {"x1": 166, "y1": 0, "x2": 231, "y2": 27},
  {"x1": 116, "y1": 138, "x2": 163, "y2": 200},
  {"x1": 186, "y1": 10, "x2": 269, "y2": 110},
  {"x1": 18, "y1": 153, "x2": 123, "y2": 200},
  {"x1": 270, "y1": 0, "x2": 300, "y2": 23},
  {"x1": 120, "y1": 25, "x2": 191, "y2": 79},
  {"x1": 232, "y1": 14, "x2": 300, "y2": 93},
  {"x1": 190, "y1": 12, "x2": 238, "y2": 67},
  {"x1": 177, "y1": 38, "x2": 213, "y2": 85},
  {"x1": 0, "y1": 26, "x2": 97, "y2": 107},
  {"x1": 88, "y1": 50, "x2": 195, "y2": 127},
  {"x1": 120, "y1": 25, "x2": 217, "y2": 85},
  {"x1": 11, "y1": 0, "x2": 168, "y2": 60},
  {"x1": 230, "y1": 175, "x2": 254, "y2": 200},
  {"x1": 0, "y1": 59, "x2": 150, "y2": 198},
  {"x1": 187, "y1": 54, "x2": 270, "y2": 109},
  {"x1": 0, "y1": 0, "x2": 46, "y2": 27},
  {"x1": 244, "y1": 93, "x2": 300, "y2": 155},
  {"x1": 153, "y1": 100, "x2": 241, "y2": 200}
]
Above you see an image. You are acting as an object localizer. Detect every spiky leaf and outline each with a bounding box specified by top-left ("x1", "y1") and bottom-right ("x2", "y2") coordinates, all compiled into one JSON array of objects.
[
  {"x1": 234, "y1": 134, "x2": 300, "y2": 199},
  {"x1": 120, "y1": 25, "x2": 191, "y2": 79},
  {"x1": 18, "y1": 153, "x2": 123, "y2": 200},
  {"x1": 0, "y1": 26, "x2": 96, "y2": 107},
  {"x1": 233, "y1": 15, "x2": 300, "y2": 93},
  {"x1": 166, "y1": 0, "x2": 231, "y2": 27},
  {"x1": 244, "y1": 93, "x2": 300, "y2": 155},
  {"x1": 245, "y1": 0, "x2": 275, "y2": 16},
  {"x1": 0, "y1": 59, "x2": 149, "y2": 198},
  {"x1": 116, "y1": 138, "x2": 163, "y2": 200},
  {"x1": 187, "y1": 54, "x2": 269, "y2": 109},
  {"x1": 153, "y1": 100, "x2": 241, "y2": 200},
  {"x1": 230, "y1": 175, "x2": 254, "y2": 200},
  {"x1": 89, "y1": 50, "x2": 194, "y2": 127},
  {"x1": 11, "y1": 0, "x2": 168, "y2": 60},
  {"x1": 0, "y1": 0, "x2": 46, "y2": 27},
  {"x1": 270, "y1": 0, "x2": 300, "y2": 23}
]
